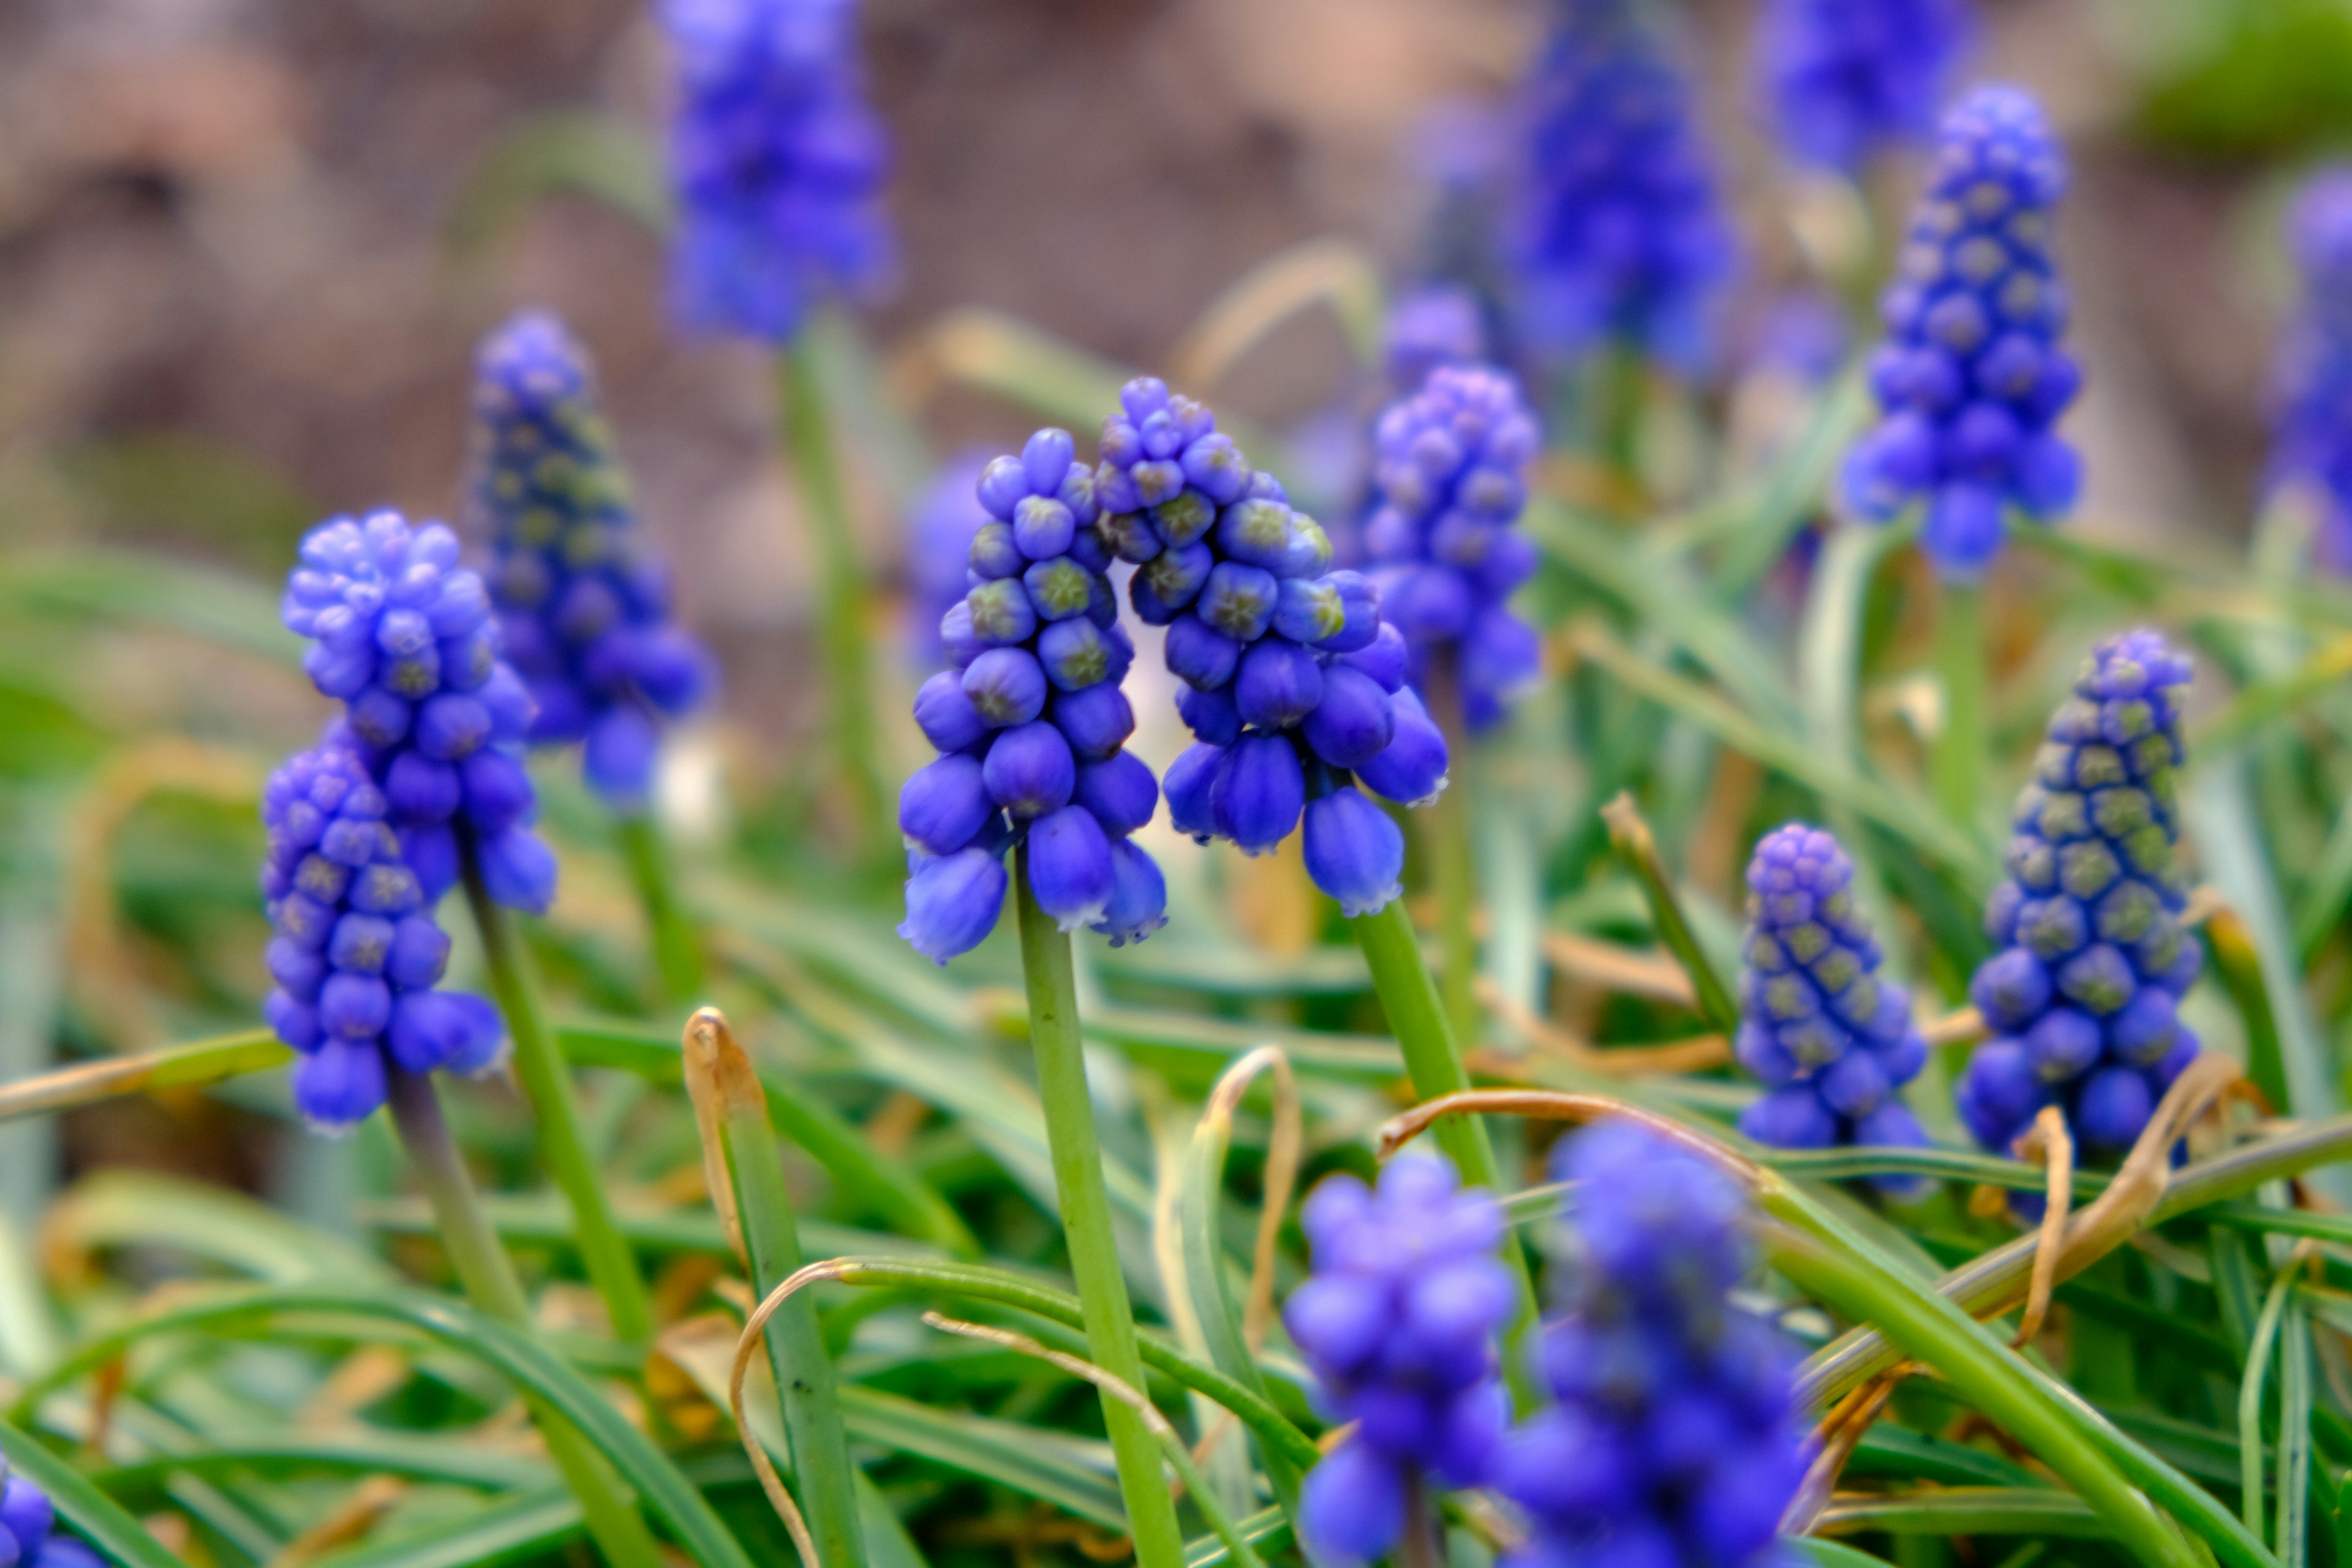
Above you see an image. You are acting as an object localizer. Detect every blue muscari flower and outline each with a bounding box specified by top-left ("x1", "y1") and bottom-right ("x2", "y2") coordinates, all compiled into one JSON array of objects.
[
  {"x1": 469, "y1": 312, "x2": 717, "y2": 812},
  {"x1": 1, "y1": 1472, "x2": 101, "y2": 1568},
  {"x1": 1507, "y1": 0, "x2": 1736, "y2": 370},
  {"x1": 661, "y1": 0, "x2": 895, "y2": 341},
  {"x1": 261, "y1": 744, "x2": 506, "y2": 1133},
  {"x1": 1840, "y1": 86, "x2": 2081, "y2": 580},
  {"x1": 908, "y1": 449, "x2": 993, "y2": 664},
  {"x1": 1284, "y1": 1153, "x2": 1513, "y2": 1566},
  {"x1": 899, "y1": 428, "x2": 1167, "y2": 962},
  {"x1": 2267, "y1": 167, "x2": 2352, "y2": 572},
  {"x1": 1365, "y1": 365, "x2": 1544, "y2": 731},
  {"x1": 1497, "y1": 1120, "x2": 1805, "y2": 1568},
  {"x1": 282, "y1": 511, "x2": 558, "y2": 914},
  {"x1": 1099, "y1": 377, "x2": 1443, "y2": 918},
  {"x1": 1756, "y1": 0, "x2": 1974, "y2": 173},
  {"x1": 1733, "y1": 824, "x2": 1931, "y2": 1192},
  {"x1": 1955, "y1": 630, "x2": 2202, "y2": 1156}
]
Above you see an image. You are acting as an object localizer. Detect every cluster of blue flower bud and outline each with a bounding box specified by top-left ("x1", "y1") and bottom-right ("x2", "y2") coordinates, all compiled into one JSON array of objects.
[
  {"x1": 1841, "y1": 86, "x2": 2081, "y2": 579},
  {"x1": 1284, "y1": 1153, "x2": 1513, "y2": 1566},
  {"x1": 1507, "y1": 0, "x2": 1736, "y2": 369},
  {"x1": 1, "y1": 1474, "x2": 98, "y2": 1568},
  {"x1": 899, "y1": 428, "x2": 1167, "y2": 962},
  {"x1": 2267, "y1": 167, "x2": 2352, "y2": 572},
  {"x1": 1956, "y1": 630, "x2": 2203, "y2": 1156},
  {"x1": 907, "y1": 450, "x2": 992, "y2": 666},
  {"x1": 1384, "y1": 284, "x2": 1490, "y2": 399},
  {"x1": 1365, "y1": 365, "x2": 1544, "y2": 730},
  {"x1": 281, "y1": 511, "x2": 557, "y2": 914},
  {"x1": 1756, "y1": 0, "x2": 1974, "y2": 173},
  {"x1": 1497, "y1": 1120, "x2": 1804, "y2": 1568},
  {"x1": 1735, "y1": 823, "x2": 1932, "y2": 1188},
  {"x1": 660, "y1": 0, "x2": 895, "y2": 341},
  {"x1": 468, "y1": 312, "x2": 717, "y2": 811},
  {"x1": 1097, "y1": 378, "x2": 1447, "y2": 919},
  {"x1": 261, "y1": 745, "x2": 505, "y2": 1131}
]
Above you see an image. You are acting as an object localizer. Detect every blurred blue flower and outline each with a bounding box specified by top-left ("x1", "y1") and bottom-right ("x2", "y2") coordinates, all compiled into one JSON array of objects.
[
  {"x1": 469, "y1": 311, "x2": 717, "y2": 812},
  {"x1": 899, "y1": 428, "x2": 1166, "y2": 962},
  {"x1": 1841, "y1": 86, "x2": 2080, "y2": 579},
  {"x1": 2269, "y1": 166, "x2": 2352, "y2": 571},
  {"x1": 1365, "y1": 365, "x2": 1543, "y2": 729},
  {"x1": 662, "y1": 0, "x2": 895, "y2": 340},
  {"x1": 907, "y1": 449, "x2": 994, "y2": 664},
  {"x1": 1101, "y1": 377, "x2": 1444, "y2": 915},
  {"x1": 282, "y1": 511, "x2": 557, "y2": 914},
  {"x1": 1733, "y1": 823, "x2": 1932, "y2": 1194},
  {"x1": 1507, "y1": 0, "x2": 1736, "y2": 369},
  {"x1": 1954, "y1": 630, "x2": 2202, "y2": 1156},
  {"x1": 1757, "y1": 0, "x2": 1974, "y2": 172},
  {"x1": 1284, "y1": 1153, "x2": 1514, "y2": 1565},
  {"x1": 1, "y1": 1473, "x2": 101, "y2": 1568},
  {"x1": 261, "y1": 744, "x2": 506, "y2": 1133},
  {"x1": 1496, "y1": 1120, "x2": 1805, "y2": 1568}
]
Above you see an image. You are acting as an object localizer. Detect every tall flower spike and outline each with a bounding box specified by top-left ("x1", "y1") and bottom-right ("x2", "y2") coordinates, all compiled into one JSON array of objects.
[
  {"x1": 1283, "y1": 1152, "x2": 1513, "y2": 1566},
  {"x1": 1734, "y1": 823, "x2": 1932, "y2": 1192},
  {"x1": 261, "y1": 744, "x2": 506, "y2": 1132},
  {"x1": 1099, "y1": 377, "x2": 1439, "y2": 918},
  {"x1": 1756, "y1": 0, "x2": 1974, "y2": 173},
  {"x1": 1508, "y1": 0, "x2": 1736, "y2": 369},
  {"x1": 1365, "y1": 365, "x2": 1544, "y2": 730},
  {"x1": 281, "y1": 510, "x2": 557, "y2": 914},
  {"x1": 0, "y1": 1473, "x2": 102, "y2": 1568},
  {"x1": 2267, "y1": 167, "x2": 2352, "y2": 572},
  {"x1": 661, "y1": 0, "x2": 895, "y2": 341},
  {"x1": 469, "y1": 311, "x2": 717, "y2": 811},
  {"x1": 1954, "y1": 630, "x2": 2201, "y2": 1156},
  {"x1": 899, "y1": 428, "x2": 1168, "y2": 963},
  {"x1": 1496, "y1": 1120, "x2": 1806, "y2": 1568},
  {"x1": 1841, "y1": 86, "x2": 2081, "y2": 579}
]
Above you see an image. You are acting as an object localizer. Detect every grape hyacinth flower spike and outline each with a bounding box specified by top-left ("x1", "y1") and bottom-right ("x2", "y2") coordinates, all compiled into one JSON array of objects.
[
  {"x1": 262, "y1": 745, "x2": 507, "y2": 1131},
  {"x1": 1099, "y1": 377, "x2": 1435, "y2": 919},
  {"x1": 660, "y1": 0, "x2": 895, "y2": 342},
  {"x1": 899, "y1": 427, "x2": 1169, "y2": 962},
  {"x1": 1283, "y1": 1152, "x2": 1514, "y2": 1564},
  {"x1": 1955, "y1": 630, "x2": 2202, "y2": 1157},
  {"x1": 1734, "y1": 824, "x2": 1932, "y2": 1194},
  {"x1": 1756, "y1": 0, "x2": 1975, "y2": 173},
  {"x1": 1496, "y1": 1120, "x2": 1805, "y2": 1568},
  {"x1": 469, "y1": 311, "x2": 717, "y2": 810},
  {"x1": 281, "y1": 511, "x2": 557, "y2": 914},
  {"x1": 1508, "y1": 0, "x2": 1736, "y2": 369},
  {"x1": 1841, "y1": 85, "x2": 2081, "y2": 579},
  {"x1": 1365, "y1": 364, "x2": 1544, "y2": 729},
  {"x1": 0, "y1": 1474, "x2": 100, "y2": 1568},
  {"x1": 2267, "y1": 165, "x2": 2352, "y2": 572}
]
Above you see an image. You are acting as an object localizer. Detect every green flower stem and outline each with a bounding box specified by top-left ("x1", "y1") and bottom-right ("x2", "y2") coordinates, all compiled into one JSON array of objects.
[
  {"x1": 461, "y1": 848, "x2": 654, "y2": 1344},
  {"x1": 1420, "y1": 655, "x2": 1482, "y2": 1054},
  {"x1": 2240, "y1": 1266, "x2": 2298, "y2": 1542},
  {"x1": 1346, "y1": 897, "x2": 1542, "y2": 1406},
  {"x1": 1932, "y1": 578, "x2": 1987, "y2": 831},
  {"x1": 691, "y1": 1013, "x2": 865, "y2": 1568},
  {"x1": 1599, "y1": 793, "x2": 1740, "y2": 1036},
  {"x1": 614, "y1": 811, "x2": 705, "y2": 1011},
  {"x1": 1012, "y1": 846, "x2": 1187, "y2": 1568},
  {"x1": 383, "y1": 1071, "x2": 666, "y2": 1568},
  {"x1": 776, "y1": 339, "x2": 886, "y2": 843},
  {"x1": 1761, "y1": 1221, "x2": 2202, "y2": 1568}
]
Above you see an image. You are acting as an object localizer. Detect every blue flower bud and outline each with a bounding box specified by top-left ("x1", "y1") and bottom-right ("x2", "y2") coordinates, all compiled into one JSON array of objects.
[
  {"x1": 1131, "y1": 540, "x2": 1214, "y2": 623},
  {"x1": 1035, "y1": 616, "x2": 1114, "y2": 691},
  {"x1": 900, "y1": 753, "x2": 997, "y2": 854},
  {"x1": 1025, "y1": 804, "x2": 1116, "y2": 932},
  {"x1": 1355, "y1": 686, "x2": 1450, "y2": 807},
  {"x1": 1022, "y1": 556, "x2": 1095, "y2": 622},
  {"x1": 1075, "y1": 750, "x2": 1158, "y2": 837},
  {"x1": 1177, "y1": 680, "x2": 1243, "y2": 745},
  {"x1": 1049, "y1": 682, "x2": 1134, "y2": 761},
  {"x1": 1211, "y1": 733, "x2": 1305, "y2": 856},
  {"x1": 969, "y1": 520, "x2": 1025, "y2": 581},
  {"x1": 293, "y1": 1038, "x2": 390, "y2": 1134},
  {"x1": 1316, "y1": 569, "x2": 1381, "y2": 653},
  {"x1": 961, "y1": 647, "x2": 1049, "y2": 726},
  {"x1": 914, "y1": 669, "x2": 990, "y2": 753},
  {"x1": 1302, "y1": 663, "x2": 1396, "y2": 769},
  {"x1": 1270, "y1": 576, "x2": 1344, "y2": 644},
  {"x1": 1234, "y1": 638, "x2": 1324, "y2": 729},
  {"x1": 3, "y1": 1475, "x2": 56, "y2": 1553},
  {"x1": 1956, "y1": 1038, "x2": 2048, "y2": 1150},
  {"x1": 1299, "y1": 1441, "x2": 1403, "y2": 1567},
  {"x1": 966, "y1": 578, "x2": 1038, "y2": 646},
  {"x1": 584, "y1": 704, "x2": 660, "y2": 807},
  {"x1": 1165, "y1": 614, "x2": 1243, "y2": 692},
  {"x1": 1303, "y1": 786, "x2": 1404, "y2": 917},
  {"x1": 1196, "y1": 561, "x2": 1279, "y2": 643},
  {"x1": 477, "y1": 824, "x2": 558, "y2": 914},
  {"x1": 1758, "y1": 0, "x2": 1973, "y2": 172},
  {"x1": 981, "y1": 720, "x2": 1075, "y2": 820},
  {"x1": 1164, "y1": 742, "x2": 1224, "y2": 842},
  {"x1": 1341, "y1": 620, "x2": 1410, "y2": 693},
  {"x1": 899, "y1": 846, "x2": 1009, "y2": 965},
  {"x1": 1213, "y1": 496, "x2": 1295, "y2": 572},
  {"x1": 2075, "y1": 1065, "x2": 2152, "y2": 1150},
  {"x1": 1012, "y1": 494, "x2": 1076, "y2": 560}
]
